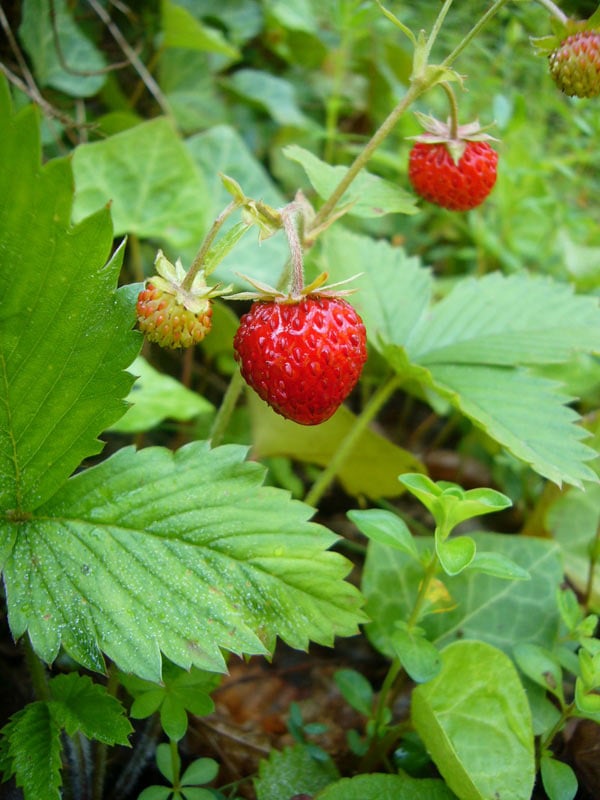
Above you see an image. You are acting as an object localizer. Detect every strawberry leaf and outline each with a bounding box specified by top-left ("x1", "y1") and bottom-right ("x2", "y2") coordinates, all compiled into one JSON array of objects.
[
  {"x1": 0, "y1": 77, "x2": 140, "y2": 516},
  {"x1": 322, "y1": 228, "x2": 600, "y2": 488},
  {"x1": 284, "y1": 145, "x2": 418, "y2": 218},
  {"x1": 2, "y1": 442, "x2": 366, "y2": 681},
  {"x1": 48, "y1": 673, "x2": 132, "y2": 746},
  {"x1": 0, "y1": 702, "x2": 62, "y2": 800}
]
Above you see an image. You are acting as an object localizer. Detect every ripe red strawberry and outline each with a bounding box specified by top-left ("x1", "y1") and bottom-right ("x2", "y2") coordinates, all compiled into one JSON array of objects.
[
  {"x1": 407, "y1": 114, "x2": 498, "y2": 212},
  {"x1": 136, "y1": 251, "x2": 231, "y2": 349},
  {"x1": 548, "y1": 30, "x2": 600, "y2": 97},
  {"x1": 233, "y1": 295, "x2": 367, "y2": 425}
]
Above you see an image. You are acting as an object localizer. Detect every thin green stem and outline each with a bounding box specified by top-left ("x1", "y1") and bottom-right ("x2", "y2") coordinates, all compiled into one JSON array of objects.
[
  {"x1": 307, "y1": 82, "x2": 423, "y2": 235},
  {"x1": 441, "y1": 0, "x2": 512, "y2": 69},
  {"x1": 304, "y1": 373, "x2": 404, "y2": 507},
  {"x1": 538, "y1": 702, "x2": 574, "y2": 761},
  {"x1": 583, "y1": 521, "x2": 600, "y2": 616},
  {"x1": 424, "y1": 0, "x2": 455, "y2": 63},
  {"x1": 209, "y1": 368, "x2": 245, "y2": 448},
  {"x1": 23, "y1": 636, "x2": 50, "y2": 701},
  {"x1": 440, "y1": 81, "x2": 460, "y2": 139},
  {"x1": 170, "y1": 738, "x2": 181, "y2": 788},
  {"x1": 182, "y1": 200, "x2": 241, "y2": 291},
  {"x1": 407, "y1": 548, "x2": 440, "y2": 628},
  {"x1": 92, "y1": 668, "x2": 121, "y2": 800},
  {"x1": 531, "y1": 0, "x2": 568, "y2": 24}
]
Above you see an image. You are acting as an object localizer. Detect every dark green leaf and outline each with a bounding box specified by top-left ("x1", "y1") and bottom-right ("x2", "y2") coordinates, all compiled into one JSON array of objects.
[
  {"x1": 0, "y1": 78, "x2": 140, "y2": 517},
  {"x1": 181, "y1": 758, "x2": 219, "y2": 786},
  {"x1": 254, "y1": 744, "x2": 339, "y2": 800},
  {"x1": 540, "y1": 755, "x2": 578, "y2": 800},
  {"x1": 333, "y1": 669, "x2": 373, "y2": 716},
  {"x1": 49, "y1": 673, "x2": 132, "y2": 746}
]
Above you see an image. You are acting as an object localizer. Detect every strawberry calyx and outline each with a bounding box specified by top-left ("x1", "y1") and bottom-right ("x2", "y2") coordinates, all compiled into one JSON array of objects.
[
  {"x1": 531, "y1": 10, "x2": 600, "y2": 56},
  {"x1": 409, "y1": 112, "x2": 498, "y2": 165},
  {"x1": 151, "y1": 250, "x2": 233, "y2": 313},
  {"x1": 227, "y1": 270, "x2": 363, "y2": 304}
]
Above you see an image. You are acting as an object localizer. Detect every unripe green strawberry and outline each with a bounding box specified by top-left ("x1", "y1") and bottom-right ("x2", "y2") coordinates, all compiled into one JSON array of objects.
[
  {"x1": 136, "y1": 250, "x2": 231, "y2": 349},
  {"x1": 548, "y1": 30, "x2": 600, "y2": 97},
  {"x1": 233, "y1": 294, "x2": 367, "y2": 426}
]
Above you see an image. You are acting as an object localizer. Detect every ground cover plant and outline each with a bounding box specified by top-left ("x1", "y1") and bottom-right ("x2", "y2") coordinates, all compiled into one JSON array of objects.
[{"x1": 0, "y1": 1, "x2": 600, "y2": 799}]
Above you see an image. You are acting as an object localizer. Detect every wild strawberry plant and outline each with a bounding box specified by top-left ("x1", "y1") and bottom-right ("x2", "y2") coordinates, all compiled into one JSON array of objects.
[{"x1": 0, "y1": 1, "x2": 599, "y2": 799}]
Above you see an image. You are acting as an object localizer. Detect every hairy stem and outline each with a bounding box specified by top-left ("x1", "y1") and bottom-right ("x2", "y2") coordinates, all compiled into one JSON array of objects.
[
  {"x1": 183, "y1": 200, "x2": 241, "y2": 290},
  {"x1": 441, "y1": 81, "x2": 460, "y2": 139},
  {"x1": 304, "y1": 373, "x2": 403, "y2": 507},
  {"x1": 307, "y1": 82, "x2": 423, "y2": 235},
  {"x1": 281, "y1": 205, "x2": 305, "y2": 297}
]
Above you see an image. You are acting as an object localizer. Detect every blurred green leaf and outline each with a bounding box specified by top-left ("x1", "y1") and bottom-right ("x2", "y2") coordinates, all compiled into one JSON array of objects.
[
  {"x1": 315, "y1": 773, "x2": 457, "y2": 800},
  {"x1": 412, "y1": 641, "x2": 535, "y2": 800},
  {"x1": 333, "y1": 669, "x2": 373, "y2": 716},
  {"x1": 109, "y1": 356, "x2": 214, "y2": 434},
  {"x1": 254, "y1": 744, "x2": 339, "y2": 800},
  {"x1": 225, "y1": 70, "x2": 313, "y2": 128},
  {"x1": 162, "y1": 0, "x2": 240, "y2": 58},
  {"x1": 540, "y1": 755, "x2": 578, "y2": 800},
  {"x1": 248, "y1": 393, "x2": 425, "y2": 500},
  {"x1": 19, "y1": 0, "x2": 106, "y2": 97},
  {"x1": 513, "y1": 643, "x2": 564, "y2": 703},
  {"x1": 285, "y1": 145, "x2": 418, "y2": 218},
  {"x1": 363, "y1": 532, "x2": 562, "y2": 659},
  {"x1": 72, "y1": 118, "x2": 211, "y2": 250},
  {"x1": 390, "y1": 622, "x2": 441, "y2": 683}
]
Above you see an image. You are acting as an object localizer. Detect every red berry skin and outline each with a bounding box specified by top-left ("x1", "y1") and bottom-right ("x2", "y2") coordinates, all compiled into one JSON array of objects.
[
  {"x1": 408, "y1": 140, "x2": 498, "y2": 211},
  {"x1": 233, "y1": 296, "x2": 368, "y2": 426}
]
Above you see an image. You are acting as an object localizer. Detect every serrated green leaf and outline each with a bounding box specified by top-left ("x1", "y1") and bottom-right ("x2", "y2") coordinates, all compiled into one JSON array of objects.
[
  {"x1": 249, "y1": 394, "x2": 424, "y2": 500},
  {"x1": 48, "y1": 672, "x2": 132, "y2": 745},
  {"x1": 363, "y1": 532, "x2": 562, "y2": 659},
  {"x1": 19, "y1": 0, "x2": 106, "y2": 97},
  {"x1": 109, "y1": 356, "x2": 214, "y2": 434},
  {"x1": 255, "y1": 744, "x2": 339, "y2": 800},
  {"x1": 3, "y1": 442, "x2": 365, "y2": 681},
  {"x1": 408, "y1": 272, "x2": 600, "y2": 366},
  {"x1": 0, "y1": 702, "x2": 62, "y2": 800},
  {"x1": 318, "y1": 230, "x2": 599, "y2": 486},
  {"x1": 436, "y1": 365, "x2": 597, "y2": 487},
  {"x1": 412, "y1": 641, "x2": 535, "y2": 800},
  {"x1": 285, "y1": 145, "x2": 418, "y2": 218},
  {"x1": 162, "y1": 0, "x2": 240, "y2": 58},
  {"x1": 0, "y1": 79, "x2": 140, "y2": 517},
  {"x1": 540, "y1": 755, "x2": 578, "y2": 800},
  {"x1": 320, "y1": 229, "x2": 431, "y2": 350},
  {"x1": 315, "y1": 773, "x2": 456, "y2": 800},
  {"x1": 348, "y1": 509, "x2": 419, "y2": 559},
  {"x1": 72, "y1": 118, "x2": 211, "y2": 250}
]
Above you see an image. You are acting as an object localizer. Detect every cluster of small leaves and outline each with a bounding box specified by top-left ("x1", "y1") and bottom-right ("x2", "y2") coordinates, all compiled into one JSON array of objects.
[{"x1": 0, "y1": 673, "x2": 131, "y2": 800}]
